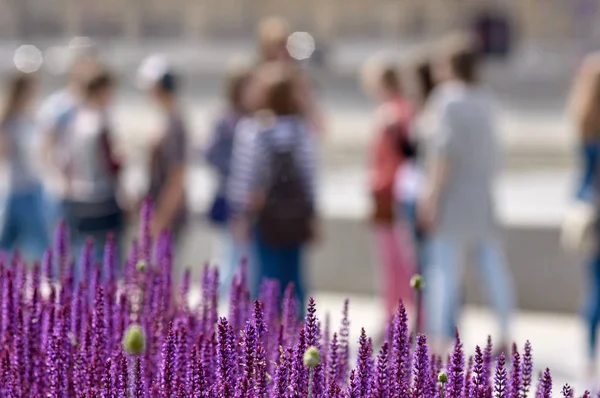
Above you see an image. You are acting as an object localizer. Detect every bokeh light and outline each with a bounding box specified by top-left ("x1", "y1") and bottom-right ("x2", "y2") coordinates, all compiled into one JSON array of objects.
[
  {"x1": 13, "y1": 45, "x2": 43, "y2": 73},
  {"x1": 286, "y1": 31, "x2": 315, "y2": 61}
]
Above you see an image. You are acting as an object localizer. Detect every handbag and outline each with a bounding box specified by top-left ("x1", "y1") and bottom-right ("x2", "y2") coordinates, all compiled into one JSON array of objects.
[
  {"x1": 208, "y1": 194, "x2": 229, "y2": 226},
  {"x1": 560, "y1": 200, "x2": 596, "y2": 253}
]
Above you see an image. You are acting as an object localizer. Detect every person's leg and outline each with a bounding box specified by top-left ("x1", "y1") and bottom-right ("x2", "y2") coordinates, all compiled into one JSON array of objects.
[
  {"x1": 16, "y1": 189, "x2": 50, "y2": 262},
  {"x1": 476, "y1": 238, "x2": 515, "y2": 345},
  {"x1": 280, "y1": 244, "x2": 305, "y2": 317},
  {"x1": 252, "y1": 232, "x2": 281, "y2": 299},
  {"x1": 584, "y1": 248, "x2": 600, "y2": 367},
  {"x1": 374, "y1": 225, "x2": 411, "y2": 317},
  {"x1": 0, "y1": 194, "x2": 18, "y2": 255},
  {"x1": 425, "y1": 235, "x2": 463, "y2": 350}
]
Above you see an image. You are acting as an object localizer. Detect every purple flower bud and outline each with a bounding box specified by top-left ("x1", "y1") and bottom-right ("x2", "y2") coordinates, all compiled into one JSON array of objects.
[
  {"x1": 522, "y1": 340, "x2": 533, "y2": 397},
  {"x1": 304, "y1": 297, "x2": 318, "y2": 347},
  {"x1": 374, "y1": 342, "x2": 389, "y2": 398},
  {"x1": 337, "y1": 299, "x2": 350, "y2": 386},
  {"x1": 483, "y1": 336, "x2": 493, "y2": 387},
  {"x1": 391, "y1": 301, "x2": 410, "y2": 396},
  {"x1": 412, "y1": 334, "x2": 430, "y2": 398},
  {"x1": 510, "y1": 344, "x2": 522, "y2": 398},
  {"x1": 274, "y1": 347, "x2": 291, "y2": 397},
  {"x1": 494, "y1": 353, "x2": 508, "y2": 398},
  {"x1": 561, "y1": 384, "x2": 573, "y2": 397},
  {"x1": 282, "y1": 283, "x2": 298, "y2": 346},
  {"x1": 347, "y1": 369, "x2": 360, "y2": 398},
  {"x1": 540, "y1": 368, "x2": 552, "y2": 398}
]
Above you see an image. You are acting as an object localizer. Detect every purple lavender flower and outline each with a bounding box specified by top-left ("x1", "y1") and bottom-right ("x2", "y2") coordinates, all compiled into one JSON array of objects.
[
  {"x1": 391, "y1": 301, "x2": 410, "y2": 397},
  {"x1": 347, "y1": 369, "x2": 360, "y2": 398},
  {"x1": 494, "y1": 353, "x2": 508, "y2": 398},
  {"x1": 290, "y1": 328, "x2": 308, "y2": 398},
  {"x1": 282, "y1": 283, "x2": 298, "y2": 346},
  {"x1": 522, "y1": 340, "x2": 533, "y2": 397},
  {"x1": 373, "y1": 342, "x2": 389, "y2": 398},
  {"x1": 305, "y1": 297, "x2": 319, "y2": 347},
  {"x1": 160, "y1": 322, "x2": 177, "y2": 396},
  {"x1": 274, "y1": 347, "x2": 291, "y2": 397},
  {"x1": 327, "y1": 332, "x2": 339, "y2": 387},
  {"x1": 133, "y1": 357, "x2": 146, "y2": 398},
  {"x1": 412, "y1": 334, "x2": 430, "y2": 398},
  {"x1": 471, "y1": 345, "x2": 486, "y2": 398},
  {"x1": 561, "y1": 384, "x2": 573, "y2": 397},
  {"x1": 92, "y1": 285, "x2": 108, "y2": 386},
  {"x1": 254, "y1": 299, "x2": 267, "y2": 344},
  {"x1": 356, "y1": 328, "x2": 372, "y2": 397},
  {"x1": 464, "y1": 355, "x2": 473, "y2": 398},
  {"x1": 540, "y1": 368, "x2": 552, "y2": 398},
  {"x1": 241, "y1": 321, "x2": 257, "y2": 382},
  {"x1": 101, "y1": 358, "x2": 114, "y2": 398},
  {"x1": 483, "y1": 336, "x2": 493, "y2": 387},
  {"x1": 254, "y1": 345, "x2": 268, "y2": 397},
  {"x1": 510, "y1": 344, "x2": 522, "y2": 398},
  {"x1": 114, "y1": 351, "x2": 127, "y2": 397},
  {"x1": 216, "y1": 317, "x2": 234, "y2": 395}
]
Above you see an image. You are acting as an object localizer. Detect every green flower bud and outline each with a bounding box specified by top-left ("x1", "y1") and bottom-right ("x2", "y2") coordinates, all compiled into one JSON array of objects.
[
  {"x1": 136, "y1": 260, "x2": 147, "y2": 272},
  {"x1": 122, "y1": 324, "x2": 146, "y2": 355},
  {"x1": 266, "y1": 372, "x2": 272, "y2": 384},
  {"x1": 438, "y1": 371, "x2": 448, "y2": 384},
  {"x1": 303, "y1": 346, "x2": 320, "y2": 368},
  {"x1": 410, "y1": 274, "x2": 424, "y2": 290}
]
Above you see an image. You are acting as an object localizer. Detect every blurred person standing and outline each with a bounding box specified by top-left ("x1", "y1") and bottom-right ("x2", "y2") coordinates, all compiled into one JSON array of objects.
[
  {"x1": 137, "y1": 56, "x2": 188, "y2": 242},
  {"x1": 567, "y1": 54, "x2": 600, "y2": 380},
  {"x1": 38, "y1": 52, "x2": 99, "y2": 233},
  {"x1": 363, "y1": 60, "x2": 417, "y2": 319},
  {"x1": 228, "y1": 62, "x2": 318, "y2": 312},
  {"x1": 60, "y1": 70, "x2": 123, "y2": 271},
  {"x1": 204, "y1": 65, "x2": 251, "y2": 289},
  {"x1": 0, "y1": 73, "x2": 49, "y2": 261},
  {"x1": 393, "y1": 58, "x2": 436, "y2": 277},
  {"x1": 420, "y1": 39, "x2": 515, "y2": 353},
  {"x1": 256, "y1": 16, "x2": 324, "y2": 136}
]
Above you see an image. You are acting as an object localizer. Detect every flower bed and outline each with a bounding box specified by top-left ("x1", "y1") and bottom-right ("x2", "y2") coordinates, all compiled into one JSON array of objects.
[{"x1": 0, "y1": 202, "x2": 581, "y2": 397}]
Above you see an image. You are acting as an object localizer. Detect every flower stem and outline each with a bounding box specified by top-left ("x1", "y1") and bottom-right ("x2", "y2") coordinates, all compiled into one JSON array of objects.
[{"x1": 308, "y1": 367, "x2": 314, "y2": 398}]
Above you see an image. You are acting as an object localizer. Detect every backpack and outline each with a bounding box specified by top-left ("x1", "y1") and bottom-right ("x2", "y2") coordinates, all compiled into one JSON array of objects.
[{"x1": 256, "y1": 124, "x2": 315, "y2": 247}]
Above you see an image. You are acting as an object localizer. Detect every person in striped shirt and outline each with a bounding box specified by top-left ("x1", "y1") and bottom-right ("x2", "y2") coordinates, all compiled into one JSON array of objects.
[{"x1": 228, "y1": 62, "x2": 318, "y2": 313}]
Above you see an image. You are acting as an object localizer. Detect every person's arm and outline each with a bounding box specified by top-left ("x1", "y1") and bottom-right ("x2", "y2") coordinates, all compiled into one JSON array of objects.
[
  {"x1": 152, "y1": 123, "x2": 187, "y2": 236},
  {"x1": 204, "y1": 117, "x2": 233, "y2": 175},
  {"x1": 227, "y1": 120, "x2": 260, "y2": 242},
  {"x1": 419, "y1": 102, "x2": 458, "y2": 230}
]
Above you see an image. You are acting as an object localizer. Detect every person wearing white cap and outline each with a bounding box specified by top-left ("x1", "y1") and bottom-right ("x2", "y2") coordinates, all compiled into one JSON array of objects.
[{"x1": 137, "y1": 56, "x2": 188, "y2": 240}]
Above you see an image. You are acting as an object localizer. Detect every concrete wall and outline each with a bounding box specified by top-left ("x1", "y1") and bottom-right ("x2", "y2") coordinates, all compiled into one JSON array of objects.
[{"x1": 177, "y1": 218, "x2": 585, "y2": 314}]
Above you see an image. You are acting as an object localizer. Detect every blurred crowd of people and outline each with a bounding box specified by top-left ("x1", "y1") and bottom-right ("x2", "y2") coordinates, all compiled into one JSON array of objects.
[
  {"x1": 0, "y1": 16, "x2": 516, "y2": 355},
  {"x1": 5, "y1": 13, "x2": 600, "y2": 374}
]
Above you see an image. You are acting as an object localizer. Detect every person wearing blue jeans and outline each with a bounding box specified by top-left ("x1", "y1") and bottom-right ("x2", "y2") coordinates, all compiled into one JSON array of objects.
[
  {"x1": 425, "y1": 236, "x2": 514, "y2": 347},
  {"x1": 419, "y1": 42, "x2": 515, "y2": 353},
  {"x1": 253, "y1": 230, "x2": 305, "y2": 316},
  {"x1": 0, "y1": 73, "x2": 50, "y2": 262},
  {"x1": 0, "y1": 187, "x2": 49, "y2": 262}
]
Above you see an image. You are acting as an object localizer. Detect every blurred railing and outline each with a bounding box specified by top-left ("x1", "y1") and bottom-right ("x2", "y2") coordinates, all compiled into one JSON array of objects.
[{"x1": 0, "y1": 0, "x2": 597, "y2": 43}]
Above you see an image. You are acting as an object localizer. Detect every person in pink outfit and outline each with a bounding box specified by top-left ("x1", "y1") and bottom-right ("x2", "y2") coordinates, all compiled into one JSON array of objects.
[{"x1": 364, "y1": 61, "x2": 417, "y2": 319}]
